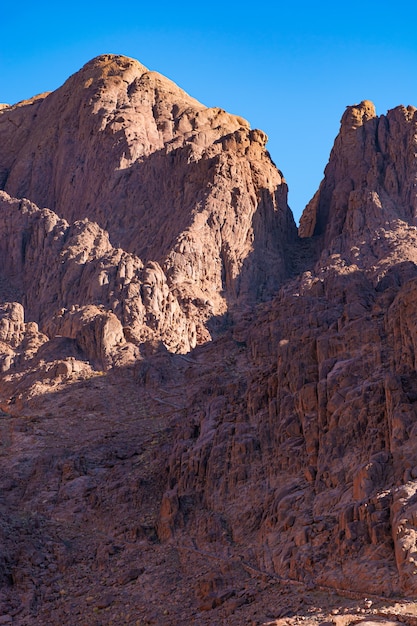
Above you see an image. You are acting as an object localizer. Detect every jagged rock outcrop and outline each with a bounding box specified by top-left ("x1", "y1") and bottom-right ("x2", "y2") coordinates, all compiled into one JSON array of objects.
[
  {"x1": 0, "y1": 302, "x2": 48, "y2": 373},
  {"x1": 299, "y1": 100, "x2": 417, "y2": 248},
  {"x1": 0, "y1": 191, "x2": 200, "y2": 364}
]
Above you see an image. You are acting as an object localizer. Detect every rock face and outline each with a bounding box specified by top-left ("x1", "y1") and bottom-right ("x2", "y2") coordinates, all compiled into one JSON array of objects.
[
  {"x1": 1, "y1": 59, "x2": 417, "y2": 623},
  {"x1": 0, "y1": 51, "x2": 296, "y2": 358}
]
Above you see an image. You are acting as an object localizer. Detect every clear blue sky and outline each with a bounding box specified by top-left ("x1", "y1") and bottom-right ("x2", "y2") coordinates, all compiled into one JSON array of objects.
[{"x1": 1, "y1": 1, "x2": 416, "y2": 224}]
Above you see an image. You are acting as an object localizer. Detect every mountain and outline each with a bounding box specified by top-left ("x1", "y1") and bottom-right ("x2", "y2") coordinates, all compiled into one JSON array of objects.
[
  {"x1": 0, "y1": 55, "x2": 416, "y2": 624},
  {"x1": 0, "y1": 54, "x2": 296, "y2": 355}
]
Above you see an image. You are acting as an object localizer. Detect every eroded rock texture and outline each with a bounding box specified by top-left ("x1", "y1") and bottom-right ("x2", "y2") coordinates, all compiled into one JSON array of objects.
[{"x1": 0, "y1": 59, "x2": 417, "y2": 623}]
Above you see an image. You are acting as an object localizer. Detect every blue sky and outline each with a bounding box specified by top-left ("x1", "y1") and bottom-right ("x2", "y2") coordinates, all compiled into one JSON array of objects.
[{"x1": 1, "y1": 2, "x2": 416, "y2": 224}]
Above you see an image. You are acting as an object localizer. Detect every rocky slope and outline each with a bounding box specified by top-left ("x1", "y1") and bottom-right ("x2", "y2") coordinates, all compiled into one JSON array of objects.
[{"x1": 0, "y1": 55, "x2": 417, "y2": 624}]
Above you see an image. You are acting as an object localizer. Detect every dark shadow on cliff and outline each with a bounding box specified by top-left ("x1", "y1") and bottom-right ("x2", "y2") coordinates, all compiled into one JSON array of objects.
[
  {"x1": 2, "y1": 134, "x2": 222, "y2": 267},
  {"x1": 98, "y1": 143, "x2": 222, "y2": 264},
  {"x1": 205, "y1": 183, "x2": 321, "y2": 339},
  {"x1": 0, "y1": 273, "x2": 23, "y2": 304}
]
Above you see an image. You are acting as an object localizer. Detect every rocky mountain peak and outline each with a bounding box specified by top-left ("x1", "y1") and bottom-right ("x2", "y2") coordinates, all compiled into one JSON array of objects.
[
  {"x1": 299, "y1": 99, "x2": 417, "y2": 255},
  {"x1": 0, "y1": 55, "x2": 296, "y2": 362},
  {"x1": 341, "y1": 99, "x2": 377, "y2": 129}
]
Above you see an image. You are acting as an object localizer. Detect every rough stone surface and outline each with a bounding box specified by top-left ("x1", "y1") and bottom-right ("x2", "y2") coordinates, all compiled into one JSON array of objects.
[{"x1": 0, "y1": 58, "x2": 417, "y2": 624}]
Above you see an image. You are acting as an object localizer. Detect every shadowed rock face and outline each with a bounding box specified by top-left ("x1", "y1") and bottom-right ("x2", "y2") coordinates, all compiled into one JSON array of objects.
[{"x1": 1, "y1": 58, "x2": 417, "y2": 623}]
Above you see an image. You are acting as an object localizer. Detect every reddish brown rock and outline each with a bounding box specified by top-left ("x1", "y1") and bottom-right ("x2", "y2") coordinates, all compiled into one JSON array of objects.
[
  {"x1": 0, "y1": 191, "x2": 199, "y2": 360},
  {"x1": 299, "y1": 100, "x2": 417, "y2": 249},
  {"x1": 1, "y1": 55, "x2": 417, "y2": 623}
]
